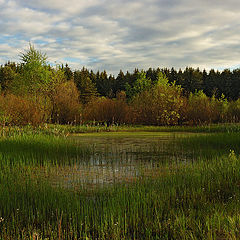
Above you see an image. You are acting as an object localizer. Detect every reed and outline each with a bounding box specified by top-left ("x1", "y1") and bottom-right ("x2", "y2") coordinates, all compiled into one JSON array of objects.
[{"x1": 0, "y1": 126, "x2": 240, "y2": 239}]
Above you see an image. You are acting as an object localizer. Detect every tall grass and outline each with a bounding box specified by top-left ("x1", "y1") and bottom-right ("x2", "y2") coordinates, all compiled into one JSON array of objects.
[
  {"x1": 177, "y1": 132, "x2": 240, "y2": 159},
  {"x1": 1, "y1": 152, "x2": 240, "y2": 239},
  {"x1": 0, "y1": 136, "x2": 92, "y2": 165},
  {"x1": 0, "y1": 127, "x2": 240, "y2": 239}
]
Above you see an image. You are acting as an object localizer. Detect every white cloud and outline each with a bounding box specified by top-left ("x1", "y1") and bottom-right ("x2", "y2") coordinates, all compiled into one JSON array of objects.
[{"x1": 0, "y1": 0, "x2": 240, "y2": 74}]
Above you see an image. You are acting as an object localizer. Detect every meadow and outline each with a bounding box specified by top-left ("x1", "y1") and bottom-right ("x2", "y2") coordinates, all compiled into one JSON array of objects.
[{"x1": 0, "y1": 124, "x2": 240, "y2": 239}]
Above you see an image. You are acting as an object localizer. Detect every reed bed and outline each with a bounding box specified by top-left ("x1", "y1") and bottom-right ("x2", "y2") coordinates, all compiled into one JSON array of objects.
[{"x1": 0, "y1": 126, "x2": 240, "y2": 239}]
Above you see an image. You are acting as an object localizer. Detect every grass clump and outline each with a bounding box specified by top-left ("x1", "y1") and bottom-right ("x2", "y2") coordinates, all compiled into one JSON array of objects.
[
  {"x1": 177, "y1": 132, "x2": 240, "y2": 159},
  {"x1": 0, "y1": 134, "x2": 92, "y2": 166}
]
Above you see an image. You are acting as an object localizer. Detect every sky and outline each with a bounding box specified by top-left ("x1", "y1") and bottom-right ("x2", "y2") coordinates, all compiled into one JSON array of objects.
[{"x1": 0, "y1": 0, "x2": 240, "y2": 75}]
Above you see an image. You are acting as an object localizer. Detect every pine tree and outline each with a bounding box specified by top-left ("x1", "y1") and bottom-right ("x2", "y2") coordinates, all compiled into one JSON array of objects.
[{"x1": 74, "y1": 69, "x2": 98, "y2": 104}]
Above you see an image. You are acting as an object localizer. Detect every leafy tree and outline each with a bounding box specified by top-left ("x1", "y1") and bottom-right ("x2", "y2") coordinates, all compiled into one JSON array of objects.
[
  {"x1": 131, "y1": 74, "x2": 184, "y2": 125},
  {"x1": 185, "y1": 90, "x2": 228, "y2": 124},
  {"x1": 9, "y1": 45, "x2": 82, "y2": 123},
  {"x1": 0, "y1": 94, "x2": 45, "y2": 126},
  {"x1": 227, "y1": 98, "x2": 240, "y2": 122},
  {"x1": 10, "y1": 44, "x2": 51, "y2": 96},
  {"x1": 84, "y1": 96, "x2": 131, "y2": 124},
  {"x1": 155, "y1": 72, "x2": 169, "y2": 86},
  {"x1": 125, "y1": 70, "x2": 152, "y2": 99},
  {"x1": 51, "y1": 80, "x2": 82, "y2": 124}
]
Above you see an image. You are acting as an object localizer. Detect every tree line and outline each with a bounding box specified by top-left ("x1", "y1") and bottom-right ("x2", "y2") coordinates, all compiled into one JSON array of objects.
[
  {"x1": 0, "y1": 45, "x2": 240, "y2": 126},
  {"x1": 66, "y1": 66, "x2": 240, "y2": 101}
]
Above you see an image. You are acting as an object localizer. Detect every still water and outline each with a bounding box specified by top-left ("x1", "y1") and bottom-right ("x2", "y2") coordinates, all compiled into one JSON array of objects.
[{"x1": 42, "y1": 132, "x2": 195, "y2": 190}]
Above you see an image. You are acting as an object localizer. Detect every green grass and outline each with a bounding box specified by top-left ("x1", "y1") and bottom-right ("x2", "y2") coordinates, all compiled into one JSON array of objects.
[
  {"x1": 3, "y1": 122, "x2": 240, "y2": 136},
  {"x1": 1, "y1": 152, "x2": 240, "y2": 239},
  {"x1": 0, "y1": 134, "x2": 92, "y2": 166},
  {"x1": 177, "y1": 132, "x2": 240, "y2": 159},
  {"x1": 56, "y1": 122, "x2": 240, "y2": 134},
  {"x1": 0, "y1": 125, "x2": 240, "y2": 239}
]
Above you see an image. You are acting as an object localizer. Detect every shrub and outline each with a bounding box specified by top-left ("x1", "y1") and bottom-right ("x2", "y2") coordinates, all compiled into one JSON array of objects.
[
  {"x1": 131, "y1": 82, "x2": 185, "y2": 125},
  {"x1": 0, "y1": 94, "x2": 45, "y2": 126},
  {"x1": 185, "y1": 91, "x2": 228, "y2": 125},
  {"x1": 226, "y1": 99, "x2": 240, "y2": 122},
  {"x1": 51, "y1": 81, "x2": 82, "y2": 124},
  {"x1": 84, "y1": 92, "x2": 133, "y2": 124}
]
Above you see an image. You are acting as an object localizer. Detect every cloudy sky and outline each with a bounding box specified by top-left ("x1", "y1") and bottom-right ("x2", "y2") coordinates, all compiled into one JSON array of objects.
[{"x1": 0, "y1": 0, "x2": 240, "y2": 75}]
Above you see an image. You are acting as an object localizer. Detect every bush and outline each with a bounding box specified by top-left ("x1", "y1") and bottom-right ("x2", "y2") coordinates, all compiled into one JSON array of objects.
[
  {"x1": 51, "y1": 81, "x2": 82, "y2": 124},
  {"x1": 226, "y1": 99, "x2": 240, "y2": 122},
  {"x1": 184, "y1": 91, "x2": 228, "y2": 125},
  {"x1": 84, "y1": 92, "x2": 133, "y2": 124},
  {"x1": 0, "y1": 94, "x2": 45, "y2": 126},
  {"x1": 131, "y1": 83, "x2": 185, "y2": 125}
]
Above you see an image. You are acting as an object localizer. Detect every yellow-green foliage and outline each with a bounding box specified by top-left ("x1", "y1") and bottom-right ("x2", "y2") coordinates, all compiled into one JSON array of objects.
[
  {"x1": 10, "y1": 44, "x2": 51, "y2": 96},
  {"x1": 225, "y1": 99, "x2": 240, "y2": 122},
  {"x1": 185, "y1": 91, "x2": 228, "y2": 125},
  {"x1": 131, "y1": 77, "x2": 184, "y2": 125}
]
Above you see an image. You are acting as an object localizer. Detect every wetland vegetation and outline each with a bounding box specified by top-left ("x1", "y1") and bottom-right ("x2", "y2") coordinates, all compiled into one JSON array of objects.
[{"x1": 0, "y1": 124, "x2": 240, "y2": 239}]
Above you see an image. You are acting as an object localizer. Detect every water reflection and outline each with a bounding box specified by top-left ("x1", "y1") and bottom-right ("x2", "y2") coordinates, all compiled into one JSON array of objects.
[{"x1": 41, "y1": 132, "x2": 194, "y2": 189}]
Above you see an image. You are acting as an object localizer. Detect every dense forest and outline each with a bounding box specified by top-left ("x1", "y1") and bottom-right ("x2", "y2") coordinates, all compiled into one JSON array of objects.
[{"x1": 1, "y1": 45, "x2": 240, "y2": 126}]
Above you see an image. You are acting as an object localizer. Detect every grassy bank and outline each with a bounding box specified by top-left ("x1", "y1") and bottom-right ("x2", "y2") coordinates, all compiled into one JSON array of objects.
[
  {"x1": 51, "y1": 122, "x2": 240, "y2": 134},
  {"x1": 2, "y1": 122, "x2": 240, "y2": 137},
  {"x1": 0, "y1": 126, "x2": 240, "y2": 239}
]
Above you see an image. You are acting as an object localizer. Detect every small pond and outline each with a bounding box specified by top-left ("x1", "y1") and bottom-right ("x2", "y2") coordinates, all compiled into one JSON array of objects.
[{"x1": 41, "y1": 132, "x2": 198, "y2": 190}]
